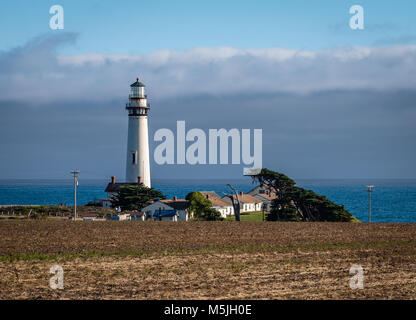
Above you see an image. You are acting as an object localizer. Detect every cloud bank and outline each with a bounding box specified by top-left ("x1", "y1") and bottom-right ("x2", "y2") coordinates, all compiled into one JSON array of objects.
[{"x1": 1, "y1": 34, "x2": 416, "y2": 103}]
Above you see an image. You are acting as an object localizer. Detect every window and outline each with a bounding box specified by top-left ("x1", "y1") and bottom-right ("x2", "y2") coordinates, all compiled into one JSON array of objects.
[
  {"x1": 132, "y1": 152, "x2": 136, "y2": 164},
  {"x1": 131, "y1": 87, "x2": 139, "y2": 97}
]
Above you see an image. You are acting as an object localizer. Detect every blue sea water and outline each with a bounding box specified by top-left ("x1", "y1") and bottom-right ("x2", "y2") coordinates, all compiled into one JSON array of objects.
[{"x1": 0, "y1": 179, "x2": 415, "y2": 223}]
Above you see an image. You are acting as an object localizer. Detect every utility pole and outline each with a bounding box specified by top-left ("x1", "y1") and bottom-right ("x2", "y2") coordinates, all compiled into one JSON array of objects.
[
  {"x1": 70, "y1": 170, "x2": 79, "y2": 220},
  {"x1": 367, "y1": 185, "x2": 374, "y2": 224}
]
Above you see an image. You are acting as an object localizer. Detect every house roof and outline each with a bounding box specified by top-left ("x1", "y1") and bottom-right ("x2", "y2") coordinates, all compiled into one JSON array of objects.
[
  {"x1": 199, "y1": 191, "x2": 232, "y2": 207},
  {"x1": 223, "y1": 193, "x2": 263, "y2": 204},
  {"x1": 105, "y1": 182, "x2": 141, "y2": 193},
  {"x1": 80, "y1": 213, "x2": 98, "y2": 218},
  {"x1": 254, "y1": 193, "x2": 278, "y2": 201},
  {"x1": 159, "y1": 199, "x2": 189, "y2": 210}
]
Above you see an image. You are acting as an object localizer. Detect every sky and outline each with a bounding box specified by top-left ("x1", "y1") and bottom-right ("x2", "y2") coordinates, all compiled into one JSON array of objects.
[{"x1": 0, "y1": 1, "x2": 416, "y2": 180}]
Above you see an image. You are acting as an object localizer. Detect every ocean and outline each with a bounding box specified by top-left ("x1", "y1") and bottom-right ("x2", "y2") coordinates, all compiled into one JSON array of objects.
[{"x1": 0, "y1": 179, "x2": 415, "y2": 223}]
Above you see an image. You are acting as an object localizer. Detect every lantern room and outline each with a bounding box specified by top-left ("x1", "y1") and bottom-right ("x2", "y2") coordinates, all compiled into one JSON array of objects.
[{"x1": 130, "y1": 77, "x2": 146, "y2": 98}]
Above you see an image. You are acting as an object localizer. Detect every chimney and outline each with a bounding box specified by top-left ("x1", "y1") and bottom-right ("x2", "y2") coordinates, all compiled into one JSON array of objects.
[
  {"x1": 240, "y1": 191, "x2": 243, "y2": 196},
  {"x1": 138, "y1": 176, "x2": 142, "y2": 184},
  {"x1": 173, "y1": 196, "x2": 177, "y2": 201},
  {"x1": 111, "y1": 176, "x2": 115, "y2": 184}
]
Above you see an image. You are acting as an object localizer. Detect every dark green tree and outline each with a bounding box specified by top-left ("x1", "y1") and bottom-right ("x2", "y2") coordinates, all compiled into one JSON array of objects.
[
  {"x1": 111, "y1": 185, "x2": 165, "y2": 211},
  {"x1": 185, "y1": 191, "x2": 223, "y2": 221},
  {"x1": 253, "y1": 168, "x2": 356, "y2": 222}
]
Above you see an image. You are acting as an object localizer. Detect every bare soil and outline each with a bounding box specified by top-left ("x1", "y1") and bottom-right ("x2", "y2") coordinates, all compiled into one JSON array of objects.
[{"x1": 0, "y1": 220, "x2": 415, "y2": 299}]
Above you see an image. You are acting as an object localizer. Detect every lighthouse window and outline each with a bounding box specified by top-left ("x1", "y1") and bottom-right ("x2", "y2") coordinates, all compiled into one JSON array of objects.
[
  {"x1": 131, "y1": 87, "x2": 139, "y2": 97},
  {"x1": 132, "y1": 152, "x2": 136, "y2": 164}
]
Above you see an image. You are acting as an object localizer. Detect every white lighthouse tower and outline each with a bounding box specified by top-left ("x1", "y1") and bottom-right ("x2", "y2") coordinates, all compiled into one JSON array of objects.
[{"x1": 125, "y1": 77, "x2": 151, "y2": 187}]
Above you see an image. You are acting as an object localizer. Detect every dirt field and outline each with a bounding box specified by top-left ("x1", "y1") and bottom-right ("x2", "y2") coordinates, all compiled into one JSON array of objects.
[{"x1": 0, "y1": 220, "x2": 415, "y2": 299}]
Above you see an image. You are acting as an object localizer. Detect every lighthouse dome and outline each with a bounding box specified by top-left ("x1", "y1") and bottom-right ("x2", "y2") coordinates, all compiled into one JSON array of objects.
[{"x1": 130, "y1": 77, "x2": 145, "y2": 87}]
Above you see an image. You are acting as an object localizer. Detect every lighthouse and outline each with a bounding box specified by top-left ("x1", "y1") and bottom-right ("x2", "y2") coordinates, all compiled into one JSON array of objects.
[{"x1": 125, "y1": 77, "x2": 151, "y2": 187}]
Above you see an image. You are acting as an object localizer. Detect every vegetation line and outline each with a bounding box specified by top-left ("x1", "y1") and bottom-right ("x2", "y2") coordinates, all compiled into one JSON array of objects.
[{"x1": 1, "y1": 239, "x2": 414, "y2": 262}]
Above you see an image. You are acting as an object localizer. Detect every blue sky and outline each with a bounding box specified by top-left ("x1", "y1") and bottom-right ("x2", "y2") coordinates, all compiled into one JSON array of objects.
[
  {"x1": 1, "y1": 0, "x2": 416, "y2": 54},
  {"x1": 1, "y1": 1, "x2": 416, "y2": 180}
]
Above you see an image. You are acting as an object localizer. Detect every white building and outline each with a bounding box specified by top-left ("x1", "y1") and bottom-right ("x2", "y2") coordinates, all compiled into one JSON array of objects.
[
  {"x1": 141, "y1": 197, "x2": 190, "y2": 222},
  {"x1": 130, "y1": 212, "x2": 147, "y2": 221},
  {"x1": 102, "y1": 77, "x2": 152, "y2": 207},
  {"x1": 81, "y1": 213, "x2": 98, "y2": 221},
  {"x1": 199, "y1": 191, "x2": 234, "y2": 218},
  {"x1": 107, "y1": 213, "x2": 131, "y2": 221},
  {"x1": 125, "y1": 77, "x2": 151, "y2": 187},
  {"x1": 247, "y1": 185, "x2": 278, "y2": 211},
  {"x1": 223, "y1": 192, "x2": 263, "y2": 213}
]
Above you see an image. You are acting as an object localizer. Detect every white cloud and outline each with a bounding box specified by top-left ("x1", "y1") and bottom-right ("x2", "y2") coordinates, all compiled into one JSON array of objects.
[{"x1": 1, "y1": 34, "x2": 416, "y2": 104}]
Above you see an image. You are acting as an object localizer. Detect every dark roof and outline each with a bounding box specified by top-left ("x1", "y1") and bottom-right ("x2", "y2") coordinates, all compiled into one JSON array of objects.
[
  {"x1": 160, "y1": 199, "x2": 189, "y2": 210},
  {"x1": 105, "y1": 182, "x2": 141, "y2": 193},
  {"x1": 130, "y1": 79, "x2": 146, "y2": 87}
]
